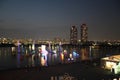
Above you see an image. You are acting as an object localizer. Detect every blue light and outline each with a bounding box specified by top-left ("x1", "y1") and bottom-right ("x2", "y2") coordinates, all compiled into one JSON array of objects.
[{"x1": 73, "y1": 51, "x2": 78, "y2": 57}]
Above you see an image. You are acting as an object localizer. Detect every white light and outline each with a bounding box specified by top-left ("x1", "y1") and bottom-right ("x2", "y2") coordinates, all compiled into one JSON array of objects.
[
  {"x1": 105, "y1": 61, "x2": 116, "y2": 69},
  {"x1": 32, "y1": 43, "x2": 35, "y2": 50},
  {"x1": 113, "y1": 78, "x2": 117, "y2": 80},
  {"x1": 41, "y1": 45, "x2": 48, "y2": 66},
  {"x1": 71, "y1": 58, "x2": 74, "y2": 60},
  {"x1": 69, "y1": 54, "x2": 72, "y2": 58},
  {"x1": 53, "y1": 50, "x2": 57, "y2": 54},
  {"x1": 68, "y1": 58, "x2": 70, "y2": 61}
]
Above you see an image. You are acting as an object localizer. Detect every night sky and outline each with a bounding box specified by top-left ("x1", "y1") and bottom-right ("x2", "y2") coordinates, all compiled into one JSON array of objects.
[{"x1": 0, "y1": 0, "x2": 120, "y2": 40}]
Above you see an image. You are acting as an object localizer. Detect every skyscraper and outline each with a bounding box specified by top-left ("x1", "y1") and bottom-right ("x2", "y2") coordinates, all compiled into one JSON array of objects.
[
  {"x1": 81, "y1": 24, "x2": 88, "y2": 42},
  {"x1": 70, "y1": 26, "x2": 78, "y2": 44}
]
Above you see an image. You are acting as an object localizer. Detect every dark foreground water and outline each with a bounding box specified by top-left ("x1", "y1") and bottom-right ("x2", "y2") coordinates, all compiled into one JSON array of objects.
[
  {"x1": 0, "y1": 62, "x2": 119, "y2": 80},
  {"x1": 0, "y1": 45, "x2": 120, "y2": 70}
]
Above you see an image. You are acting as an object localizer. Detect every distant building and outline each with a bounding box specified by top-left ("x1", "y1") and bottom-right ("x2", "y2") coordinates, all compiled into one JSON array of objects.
[
  {"x1": 70, "y1": 26, "x2": 78, "y2": 44},
  {"x1": 81, "y1": 24, "x2": 88, "y2": 42}
]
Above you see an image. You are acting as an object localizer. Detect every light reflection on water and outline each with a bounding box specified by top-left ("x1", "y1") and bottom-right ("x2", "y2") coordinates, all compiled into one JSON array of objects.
[{"x1": 0, "y1": 45, "x2": 120, "y2": 70}]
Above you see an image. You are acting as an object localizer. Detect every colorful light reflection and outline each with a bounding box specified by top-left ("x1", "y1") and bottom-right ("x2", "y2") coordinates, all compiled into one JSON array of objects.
[{"x1": 41, "y1": 45, "x2": 48, "y2": 66}]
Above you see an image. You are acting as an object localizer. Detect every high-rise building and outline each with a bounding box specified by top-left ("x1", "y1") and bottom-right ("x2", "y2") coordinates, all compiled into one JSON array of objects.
[
  {"x1": 81, "y1": 24, "x2": 88, "y2": 42},
  {"x1": 70, "y1": 26, "x2": 78, "y2": 44}
]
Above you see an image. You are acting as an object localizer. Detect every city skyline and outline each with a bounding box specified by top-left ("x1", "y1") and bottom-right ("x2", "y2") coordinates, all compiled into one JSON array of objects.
[{"x1": 0, "y1": 0, "x2": 120, "y2": 40}]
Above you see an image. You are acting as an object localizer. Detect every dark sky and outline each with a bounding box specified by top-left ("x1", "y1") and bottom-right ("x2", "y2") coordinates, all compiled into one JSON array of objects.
[{"x1": 0, "y1": 0, "x2": 120, "y2": 40}]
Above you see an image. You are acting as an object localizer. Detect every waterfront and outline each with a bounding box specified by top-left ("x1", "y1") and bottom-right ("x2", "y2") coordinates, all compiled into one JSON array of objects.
[
  {"x1": 0, "y1": 44, "x2": 120, "y2": 70},
  {"x1": 0, "y1": 44, "x2": 120, "y2": 80}
]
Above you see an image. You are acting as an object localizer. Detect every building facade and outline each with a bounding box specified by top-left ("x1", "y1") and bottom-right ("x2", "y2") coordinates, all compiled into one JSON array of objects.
[
  {"x1": 70, "y1": 26, "x2": 78, "y2": 44},
  {"x1": 81, "y1": 24, "x2": 88, "y2": 42}
]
